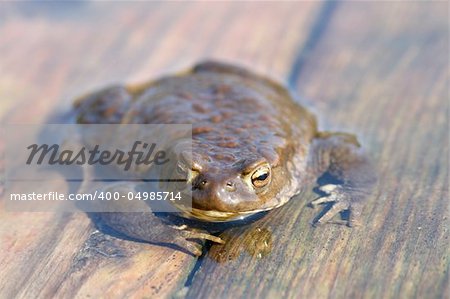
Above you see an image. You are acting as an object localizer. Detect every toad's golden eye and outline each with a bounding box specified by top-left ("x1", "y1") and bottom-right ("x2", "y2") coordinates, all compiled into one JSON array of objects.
[
  {"x1": 251, "y1": 165, "x2": 271, "y2": 188},
  {"x1": 176, "y1": 161, "x2": 199, "y2": 183},
  {"x1": 176, "y1": 163, "x2": 186, "y2": 175}
]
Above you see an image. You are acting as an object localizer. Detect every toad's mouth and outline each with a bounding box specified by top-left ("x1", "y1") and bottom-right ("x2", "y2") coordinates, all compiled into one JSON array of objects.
[
  {"x1": 171, "y1": 203, "x2": 270, "y2": 222},
  {"x1": 170, "y1": 194, "x2": 292, "y2": 222}
]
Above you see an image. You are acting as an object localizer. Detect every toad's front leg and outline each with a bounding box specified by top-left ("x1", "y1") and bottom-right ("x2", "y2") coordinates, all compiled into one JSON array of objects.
[
  {"x1": 100, "y1": 210, "x2": 224, "y2": 256},
  {"x1": 308, "y1": 132, "x2": 377, "y2": 227},
  {"x1": 91, "y1": 184, "x2": 224, "y2": 257}
]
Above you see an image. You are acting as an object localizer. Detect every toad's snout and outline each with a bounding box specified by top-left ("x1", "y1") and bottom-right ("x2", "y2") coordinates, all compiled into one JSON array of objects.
[
  {"x1": 191, "y1": 174, "x2": 257, "y2": 212},
  {"x1": 195, "y1": 176, "x2": 237, "y2": 192}
]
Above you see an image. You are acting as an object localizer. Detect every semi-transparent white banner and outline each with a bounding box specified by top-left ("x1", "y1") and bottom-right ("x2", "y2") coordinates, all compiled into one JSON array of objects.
[{"x1": 3, "y1": 124, "x2": 193, "y2": 212}]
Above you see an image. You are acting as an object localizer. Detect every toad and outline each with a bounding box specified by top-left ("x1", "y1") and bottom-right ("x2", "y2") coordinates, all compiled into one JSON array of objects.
[{"x1": 74, "y1": 61, "x2": 376, "y2": 256}]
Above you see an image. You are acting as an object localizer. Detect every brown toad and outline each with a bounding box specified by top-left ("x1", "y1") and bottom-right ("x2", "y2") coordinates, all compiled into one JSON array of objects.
[{"x1": 74, "y1": 61, "x2": 376, "y2": 256}]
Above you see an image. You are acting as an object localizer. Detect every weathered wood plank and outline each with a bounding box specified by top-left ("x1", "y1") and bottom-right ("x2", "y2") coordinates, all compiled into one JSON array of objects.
[
  {"x1": 0, "y1": 2, "x2": 321, "y2": 298},
  {"x1": 187, "y1": 2, "x2": 449, "y2": 299}
]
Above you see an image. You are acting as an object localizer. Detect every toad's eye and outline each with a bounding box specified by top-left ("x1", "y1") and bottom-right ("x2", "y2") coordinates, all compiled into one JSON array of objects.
[
  {"x1": 251, "y1": 165, "x2": 271, "y2": 188},
  {"x1": 176, "y1": 163, "x2": 186, "y2": 175},
  {"x1": 176, "y1": 161, "x2": 199, "y2": 183}
]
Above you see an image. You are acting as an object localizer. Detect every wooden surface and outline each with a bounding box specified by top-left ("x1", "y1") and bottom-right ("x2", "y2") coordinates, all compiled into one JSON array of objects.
[{"x1": 0, "y1": 2, "x2": 448, "y2": 299}]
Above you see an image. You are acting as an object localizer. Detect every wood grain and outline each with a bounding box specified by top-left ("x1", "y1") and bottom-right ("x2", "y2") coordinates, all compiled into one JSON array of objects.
[
  {"x1": 187, "y1": 2, "x2": 449, "y2": 299},
  {"x1": 0, "y1": 1, "x2": 447, "y2": 299},
  {"x1": 0, "y1": 2, "x2": 321, "y2": 298}
]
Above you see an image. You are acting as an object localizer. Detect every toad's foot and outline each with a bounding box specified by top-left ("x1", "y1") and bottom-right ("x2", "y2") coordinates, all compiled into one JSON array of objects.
[
  {"x1": 311, "y1": 184, "x2": 363, "y2": 227},
  {"x1": 171, "y1": 225, "x2": 225, "y2": 256},
  {"x1": 308, "y1": 132, "x2": 376, "y2": 228}
]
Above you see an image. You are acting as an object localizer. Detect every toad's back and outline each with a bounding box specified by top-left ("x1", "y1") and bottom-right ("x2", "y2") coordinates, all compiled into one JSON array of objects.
[{"x1": 121, "y1": 68, "x2": 317, "y2": 167}]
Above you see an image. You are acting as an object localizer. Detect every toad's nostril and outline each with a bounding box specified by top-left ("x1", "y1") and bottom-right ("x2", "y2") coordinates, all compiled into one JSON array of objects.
[
  {"x1": 195, "y1": 179, "x2": 208, "y2": 190},
  {"x1": 225, "y1": 181, "x2": 236, "y2": 192}
]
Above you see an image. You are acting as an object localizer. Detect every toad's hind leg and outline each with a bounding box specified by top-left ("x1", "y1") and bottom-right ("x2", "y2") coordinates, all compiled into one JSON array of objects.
[
  {"x1": 309, "y1": 132, "x2": 377, "y2": 227},
  {"x1": 73, "y1": 85, "x2": 135, "y2": 124}
]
